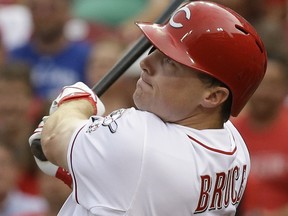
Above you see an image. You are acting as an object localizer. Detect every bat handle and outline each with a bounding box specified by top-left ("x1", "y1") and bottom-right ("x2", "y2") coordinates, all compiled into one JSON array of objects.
[{"x1": 30, "y1": 139, "x2": 48, "y2": 161}]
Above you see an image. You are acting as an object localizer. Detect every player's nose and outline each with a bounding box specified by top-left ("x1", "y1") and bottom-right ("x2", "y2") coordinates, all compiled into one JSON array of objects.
[{"x1": 140, "y1": 53, "x2": 156, "y2": 75}]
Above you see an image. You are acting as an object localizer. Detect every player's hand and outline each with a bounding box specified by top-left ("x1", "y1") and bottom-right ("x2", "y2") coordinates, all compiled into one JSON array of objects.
[
  {"x1": 49, "y1": 82, "x2": 105, "y2": 116},
  {"x1": 29, "y1": 117, "x2": 72, "y2": 188}
]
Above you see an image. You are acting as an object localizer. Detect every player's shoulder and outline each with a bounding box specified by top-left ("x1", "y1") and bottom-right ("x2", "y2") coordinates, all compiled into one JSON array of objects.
[
  {"x1": 224, "y1": 120, "x2": 248, "y2": 148},
  {"x1": 224, "y1": 120, "x2": 236, "y2": 130},
  {"x1": 94, "y1": 107, "x2": 164, "y2": 132},
  {"x1": 87, "y1": 108, "x2": 162, "y2": 132},
  {"x1": 107, "y1": 107, "x2": 161, "y2": 122},
  {"x1": 224, "y1": 120, "x2": 241, "y2": 135}
]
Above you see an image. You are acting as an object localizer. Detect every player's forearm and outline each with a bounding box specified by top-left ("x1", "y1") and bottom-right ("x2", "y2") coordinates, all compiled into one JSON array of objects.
[{"x1": 42, "y1": 99, "x2": 94, "y2": 169}]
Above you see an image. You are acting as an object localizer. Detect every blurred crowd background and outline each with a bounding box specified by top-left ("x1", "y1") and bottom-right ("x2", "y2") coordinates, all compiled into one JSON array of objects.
[{"x1": 0, "y1": 0, "x2": 287, "y2": 215}]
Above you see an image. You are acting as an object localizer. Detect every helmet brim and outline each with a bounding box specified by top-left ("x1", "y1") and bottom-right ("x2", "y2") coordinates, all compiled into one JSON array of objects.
[{"x1": 136, "y1": 22, "x2": 194, "y2": 68}]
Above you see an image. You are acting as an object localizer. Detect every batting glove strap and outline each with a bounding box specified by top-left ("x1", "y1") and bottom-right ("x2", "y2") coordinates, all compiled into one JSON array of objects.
[
  {"x1": 35, "y1": 157, "x2": 72, "y2": 188},
  {"x1": 49, "y1": 82, "x2": 105, "y2": 116},
  {"x1": 55, "y1": 167, "x2": 72, "y2": 188},
  {"x1": 57, "y1": 92, "x2": 97, "y2": 115}
]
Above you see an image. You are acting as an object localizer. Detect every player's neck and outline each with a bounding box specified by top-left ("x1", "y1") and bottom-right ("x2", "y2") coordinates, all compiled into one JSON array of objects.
[{"x1": 176, "y1": 112, "x2": 224, "y2": 130}]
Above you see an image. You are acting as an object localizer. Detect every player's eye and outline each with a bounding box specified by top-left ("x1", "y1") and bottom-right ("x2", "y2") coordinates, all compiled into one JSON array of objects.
[
  {"x1": 148, "y1": 46, "x2": 156, "y2": 55},
  {"x1": 163, "y1": 57, "x2": 174, "y2": 65}
]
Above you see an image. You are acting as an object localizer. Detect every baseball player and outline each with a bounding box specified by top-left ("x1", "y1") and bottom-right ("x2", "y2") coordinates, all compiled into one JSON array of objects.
[{"x1": 29, "y1": 1, "x2": 267, "y2": 215}]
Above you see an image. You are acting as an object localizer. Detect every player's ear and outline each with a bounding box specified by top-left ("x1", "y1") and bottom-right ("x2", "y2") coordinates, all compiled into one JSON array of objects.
[{"x1": 201, "y1": 86, "x2": 229, "y2": 108}]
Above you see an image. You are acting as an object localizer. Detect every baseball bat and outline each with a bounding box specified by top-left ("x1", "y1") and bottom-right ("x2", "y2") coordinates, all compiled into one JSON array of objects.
[{"x1": 30, "y1": 0, "x2": 186, "y2": 161}]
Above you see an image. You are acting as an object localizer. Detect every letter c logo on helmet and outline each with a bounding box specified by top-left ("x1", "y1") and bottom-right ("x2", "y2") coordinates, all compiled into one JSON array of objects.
[{"x1": 169, "y1": 6, "x2": 191, "y2": 28}]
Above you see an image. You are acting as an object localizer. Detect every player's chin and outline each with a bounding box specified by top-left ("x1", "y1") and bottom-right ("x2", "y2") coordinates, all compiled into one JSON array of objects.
[
  {"x1": 133, "y1": 90, "x2": 149, "y2": 111},
  {"x1": 133, "y1": 90, "x2": 142, "y2": 109}
]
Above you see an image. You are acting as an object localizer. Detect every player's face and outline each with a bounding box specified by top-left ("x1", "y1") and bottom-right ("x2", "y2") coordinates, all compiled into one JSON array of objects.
[{"x1": 133, "y1": 49, "x2": 210, "y2": 123}]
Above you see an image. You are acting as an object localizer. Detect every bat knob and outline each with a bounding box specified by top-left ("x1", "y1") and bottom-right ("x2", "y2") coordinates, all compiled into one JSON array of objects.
[{"x1": 30, "y1": 139, "x2": 48, "y2": 161}]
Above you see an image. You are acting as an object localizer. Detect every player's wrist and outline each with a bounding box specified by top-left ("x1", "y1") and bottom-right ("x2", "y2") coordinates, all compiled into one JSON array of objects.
[
  {"x1": 59, "y1": 94, "x2": 97, "y2": 115},
  {"x1": 49, "y1": 82, "x2": 105, "y2": 116},
  {"x1": 60, "y1": 99, "x2": 96, "y2": 117}
]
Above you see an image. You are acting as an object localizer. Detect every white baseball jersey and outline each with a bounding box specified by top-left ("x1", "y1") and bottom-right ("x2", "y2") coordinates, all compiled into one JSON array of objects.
[{"x1": 58, "y1": 108, "x2": 250, "y2": 216}]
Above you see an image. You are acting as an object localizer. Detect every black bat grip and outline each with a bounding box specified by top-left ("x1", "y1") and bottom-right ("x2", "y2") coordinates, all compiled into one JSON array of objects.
[{"x1": 30, "y1": 139, "x2": 48, "y2": 161}]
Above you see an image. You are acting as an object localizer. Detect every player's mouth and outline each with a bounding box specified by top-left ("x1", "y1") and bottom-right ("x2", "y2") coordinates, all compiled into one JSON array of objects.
[{"x1": 138, "y1": 73, "x2": 153, "y2": 88}]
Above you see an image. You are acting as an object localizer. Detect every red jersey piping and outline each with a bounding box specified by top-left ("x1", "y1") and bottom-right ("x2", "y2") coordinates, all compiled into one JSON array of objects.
[{"x1": 187, "y1": 135, "x2": 237, "y2": 155}]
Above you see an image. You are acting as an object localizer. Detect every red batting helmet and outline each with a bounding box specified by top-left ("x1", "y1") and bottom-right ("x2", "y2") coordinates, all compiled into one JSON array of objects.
[{"x1": 136, "y1": 1, "x2": 267, "y2": 117}]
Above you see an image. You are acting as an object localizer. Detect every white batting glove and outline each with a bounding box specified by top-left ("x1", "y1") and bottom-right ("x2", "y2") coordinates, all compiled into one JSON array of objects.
[
  {"x1": 49, "y1": 82, "x2": 105, "y2": 116},
  {"x1": 29, "y1": 117, "x2": 72, "y2": 188}
]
